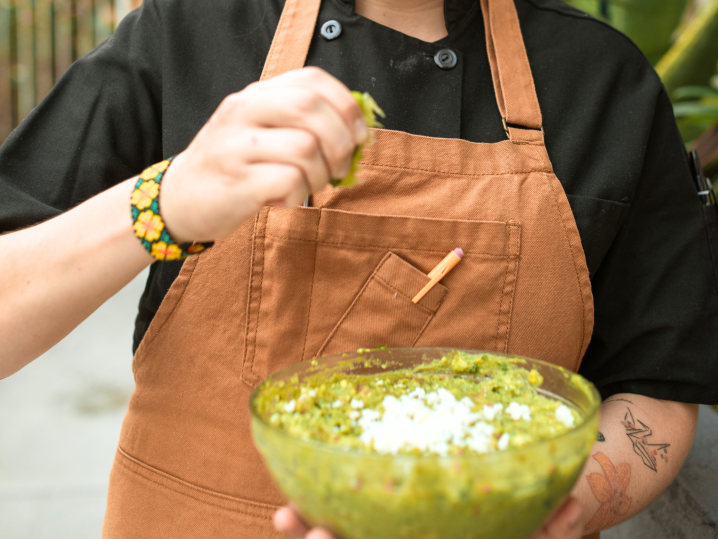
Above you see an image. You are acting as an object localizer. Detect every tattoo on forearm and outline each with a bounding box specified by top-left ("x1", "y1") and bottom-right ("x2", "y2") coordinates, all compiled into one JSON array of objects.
[
  {"x1": 622, "y1": 408, "x2": 670, "y2": 471},
  {"x1": 585, "y1": 452, "x2": 632, "y2": 531},
  {"x1": 605, "y1": 398, "x2": 634, "y2": 405},
  {"x1": 597, "y1": 432, "x2": 606, "y2": 442}
]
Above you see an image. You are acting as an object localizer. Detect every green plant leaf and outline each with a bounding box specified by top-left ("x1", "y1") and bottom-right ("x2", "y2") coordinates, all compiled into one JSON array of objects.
[
  {"x1": 656, "y1": 0, "x2": 718, "y2": 94},
  {"x1": 672, "y1": 101, "x2": 718, "y2": 118},
  {"x1": 673, "y1": 85, "x2": 718, "y2": 100},
  {"x1": 564, "y1": 0, "x2": 689, "y2": 64}
]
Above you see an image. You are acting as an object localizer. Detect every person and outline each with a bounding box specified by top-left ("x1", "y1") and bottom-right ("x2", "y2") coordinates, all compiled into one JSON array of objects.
[{"x1": 0, "y1": 0, "x2": 716, "y2": 537}]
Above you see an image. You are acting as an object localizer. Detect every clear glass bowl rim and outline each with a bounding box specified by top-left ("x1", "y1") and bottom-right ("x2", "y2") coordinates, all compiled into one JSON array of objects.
[{"x1": 249, "y1": 347, "x2": 601, "y2": 462}]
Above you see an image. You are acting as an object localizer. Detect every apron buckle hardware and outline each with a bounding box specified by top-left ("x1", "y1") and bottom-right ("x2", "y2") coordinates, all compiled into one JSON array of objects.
[{"x1": 502, "y1": 117, "x2": 545, "y2": 138}]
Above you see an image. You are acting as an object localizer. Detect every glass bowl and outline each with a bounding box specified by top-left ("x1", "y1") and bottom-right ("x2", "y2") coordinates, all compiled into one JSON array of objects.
[{"x1": 250, "y1": 348, "x2": 600, "y2": 539}]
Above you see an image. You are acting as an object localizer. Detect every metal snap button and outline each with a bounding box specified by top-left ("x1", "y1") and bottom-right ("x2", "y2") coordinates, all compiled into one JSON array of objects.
[
  {"x1": 434, "y1": 48, "x2": 457, "y2": 69},
  {"x1": 320, "y1": 20, "x2": 342, "y2": 40}
]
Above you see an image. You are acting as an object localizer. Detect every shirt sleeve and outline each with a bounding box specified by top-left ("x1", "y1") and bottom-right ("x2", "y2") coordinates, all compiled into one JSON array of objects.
[
  {"x1": 578, "y1": 88, "x2": 718, "y2": 405},
  {"x1": 0, "y1": 0, "x2": 164, "y2": 234}
]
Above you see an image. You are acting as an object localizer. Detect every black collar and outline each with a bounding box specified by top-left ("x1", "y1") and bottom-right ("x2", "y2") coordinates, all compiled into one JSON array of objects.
[{"x1": 332, "y1": 0, "x2": 479, "y2": 35}]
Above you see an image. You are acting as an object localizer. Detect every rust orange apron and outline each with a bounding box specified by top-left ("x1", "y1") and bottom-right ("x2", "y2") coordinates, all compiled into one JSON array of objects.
[{"x1": 103, "y1": 0, "x2": 596, "y2": 537}]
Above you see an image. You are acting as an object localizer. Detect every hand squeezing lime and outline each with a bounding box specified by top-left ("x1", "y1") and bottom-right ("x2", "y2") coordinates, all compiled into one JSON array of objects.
[{"x1": 330, "y1": 92, "x2": 385, "y2": 188}]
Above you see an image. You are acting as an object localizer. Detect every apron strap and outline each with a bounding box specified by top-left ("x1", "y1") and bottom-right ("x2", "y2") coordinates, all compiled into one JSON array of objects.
[
  {"x1": 481, "y1": 0, "x2": 544, "y2": 143},
  {"x1": 260, "y1": 0, "x2": 322, "y2": 81}
]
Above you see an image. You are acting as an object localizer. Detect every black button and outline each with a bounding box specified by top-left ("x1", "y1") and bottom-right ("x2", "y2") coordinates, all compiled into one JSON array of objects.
[
  {"x1": 434, "y1": 48, "x2": 457, "y2": 70},
  {"x1": 320, "y1": 20, "x2": 342, "y2": 40}
]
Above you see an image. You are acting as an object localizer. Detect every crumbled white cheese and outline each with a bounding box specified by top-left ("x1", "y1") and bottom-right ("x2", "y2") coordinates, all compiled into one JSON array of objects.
[
  {"x1": 361, "y1": 409, "x2": 381, "y2": 422},
  {"x1": 555, "y1": 404, "x2": 575, "y2": 427},
  {"x1": 357, "y1": 388, "x2": 500, "y2": 456},
  {"x1": 332, "y1": 400, "x2": 343, "y2": 408},
  {"x1": 497, "y1": 433, "x2": 510, "y2": 451},
  {"x1": 283, "y1": 400, "x2": 296, "y2": 413},
  {"x1": 350, "y1": 398, "x2": 364, "y2": 409},
  {"x1": 506, "y1": 402, "x2": 531, "y2": 421},
  {"x1": 349, "y1": 410, "x2": 360, "y2": 420},
  {"x1": 481, "y1": 403, "x2": 503, "y2": 421}
]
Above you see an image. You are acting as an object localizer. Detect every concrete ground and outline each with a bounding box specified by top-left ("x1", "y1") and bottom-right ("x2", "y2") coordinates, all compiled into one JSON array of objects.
[{"x1": 0, "y1": 267, "x2": 716, "y2": 538}]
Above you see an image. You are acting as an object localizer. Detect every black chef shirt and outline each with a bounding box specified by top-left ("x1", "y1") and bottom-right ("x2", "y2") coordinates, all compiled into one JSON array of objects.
[{"x1": 1, "y1": 0, "x2": 717, "y2": 404}]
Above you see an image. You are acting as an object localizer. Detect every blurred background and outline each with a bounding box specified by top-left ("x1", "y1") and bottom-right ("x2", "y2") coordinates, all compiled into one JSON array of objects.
[
  {"x1": 0, "y1": 0, "x2": 718, "y2": 537},
  {"x1": 0, "y1": 0, "x2": 140, "y2": 141},
  {"x1": 568, "y1": 0, "x2": 718, "y2": 180}
]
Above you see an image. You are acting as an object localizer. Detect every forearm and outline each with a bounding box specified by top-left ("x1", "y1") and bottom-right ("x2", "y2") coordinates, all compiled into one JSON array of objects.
[
  {"x1": 0, "y1": 178, "x2": 152, "y2": 378},
  {"x1": 0, "y1": 69, "x2": 365, "y2": 380},
  {"x1": 572, "y1": 393, "x2": 698, "y2": 535}
]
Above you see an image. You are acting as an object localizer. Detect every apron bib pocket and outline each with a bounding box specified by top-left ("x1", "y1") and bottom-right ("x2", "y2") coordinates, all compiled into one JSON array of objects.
[
  {"x1": 241, "y1": 207, "x2": 521, "y2": 388},
  {"x1": 317, "y1": 252, "x2": 448, "y2": 356}
]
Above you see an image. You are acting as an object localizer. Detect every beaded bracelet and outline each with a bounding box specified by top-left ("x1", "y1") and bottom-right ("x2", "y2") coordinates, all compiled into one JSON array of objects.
[{"x1": 131, "y1": 157, "x2": 214, "y2": 261}]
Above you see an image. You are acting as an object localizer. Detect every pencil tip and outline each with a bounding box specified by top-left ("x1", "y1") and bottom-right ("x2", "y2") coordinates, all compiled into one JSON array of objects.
[{"x1": 454, "y1": 248, "x2": 464, "y2": 258}]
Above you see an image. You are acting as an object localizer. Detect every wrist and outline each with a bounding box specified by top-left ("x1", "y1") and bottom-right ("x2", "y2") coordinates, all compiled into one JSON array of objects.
[
  {"x1": 155, "y1": 151, "x2": 195, "y2": 244},
  {"x1": 130, "y1": 156, "x2": 213, "y2": 261}
]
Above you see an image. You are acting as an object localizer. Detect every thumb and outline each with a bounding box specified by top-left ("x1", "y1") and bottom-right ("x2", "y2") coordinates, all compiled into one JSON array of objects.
[{"x1": 542, "y1": 497, "x2": 583, "y2": 538}]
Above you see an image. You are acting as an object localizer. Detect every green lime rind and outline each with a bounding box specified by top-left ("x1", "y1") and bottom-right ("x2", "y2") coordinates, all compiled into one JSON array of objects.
[{"x1": 330, "y1": 92, "x2": 385, "y2": 188}]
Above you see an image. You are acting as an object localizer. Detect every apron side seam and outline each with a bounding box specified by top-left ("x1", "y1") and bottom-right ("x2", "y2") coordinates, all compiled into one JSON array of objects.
[
  {"x1": 241, "y1": 215, "x2": 261, "y2": 387},
  {"x1": 496, "y1": 222, "x2": 521, "y2": 352},
  {"x1": 243, "y1": 210, "x2": 269, "y2": 388},
  {"x1": 543, "y1": 172, "x2": 594, "y2": 369},
  {"x1": 300, "y1": 209, "x2": 321, "y2": 360}
]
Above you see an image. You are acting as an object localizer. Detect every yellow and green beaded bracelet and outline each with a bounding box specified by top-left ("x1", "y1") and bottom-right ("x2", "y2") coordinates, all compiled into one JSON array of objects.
[{"x1": 131, "y1": 157, "x2": 214, "y2": 261}]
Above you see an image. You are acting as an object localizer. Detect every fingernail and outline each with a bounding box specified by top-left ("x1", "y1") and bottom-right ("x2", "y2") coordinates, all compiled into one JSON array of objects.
[
  {"x1": 272, "y1": 511, "x2": 286, "y2": 531},
  {"x1": 354, "y1": 118, "x2": 368, "y2": 143}
]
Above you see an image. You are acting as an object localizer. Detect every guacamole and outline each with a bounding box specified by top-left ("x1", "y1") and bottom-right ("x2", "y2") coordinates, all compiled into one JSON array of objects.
[
  {"x1": 251, "y1": 349, "x2": 599, "y2": 539},
  {"x1": 254, "y1": 351, "x2": 579, "y2": 456}
]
